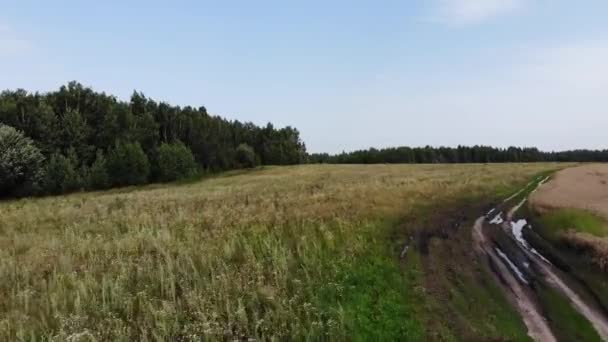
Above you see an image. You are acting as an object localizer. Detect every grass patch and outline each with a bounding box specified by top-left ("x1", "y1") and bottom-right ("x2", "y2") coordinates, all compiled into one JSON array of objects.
[
  {"x1": 539, "y1": 208, "x2": 608, "y2": 240},
  {"x1": 536, "y1": 284, "x2": 601, "y2": 342},
  {"x1": 450, "y1": 273, "x2": 531, "y2": 341},
  {"x1": 315, "y1": 221, "x2": 423, "y2": 341}
]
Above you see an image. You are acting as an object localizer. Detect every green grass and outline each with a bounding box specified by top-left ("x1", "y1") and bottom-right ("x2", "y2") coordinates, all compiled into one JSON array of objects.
[
  {"x1": 539, "y1": 208, "x2": 608, "y2": 240},
  {"x1": 314, "y1": 220, "x2": 424, "y2": 341},
  {"x1": 536, "y1": 284, "x2": 602, "y2": 342}
]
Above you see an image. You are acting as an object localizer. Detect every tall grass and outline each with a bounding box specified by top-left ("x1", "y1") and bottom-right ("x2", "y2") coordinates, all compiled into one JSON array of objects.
[
  {"x1": 536, "y1": 208, "x2": 608, "y2": 271},
  {"x1": 539, "y1": 208, "x2": 608, "y2": 239},
  {"x1": 0, "y1": 164, "x2": 563, "y2": 340}
]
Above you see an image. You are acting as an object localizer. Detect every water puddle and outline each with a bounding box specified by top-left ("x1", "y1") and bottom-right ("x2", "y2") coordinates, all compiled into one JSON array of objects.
[
  {"x1": 489, "y1": 212, "x2": 504, "y2": 224},
  {"x1": 510, "y1": 219, "x2": 553, "y2": 265},
  {"x1": 495, "y1": 247, "x2": 529, "y2": 284},
  {"x1": 511, "y1": 219, "x2": 529, "y2": 247}
]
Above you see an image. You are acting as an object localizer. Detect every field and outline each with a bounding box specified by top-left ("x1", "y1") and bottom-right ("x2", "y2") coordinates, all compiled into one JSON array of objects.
[
  {"x1": 531, "y1": 164, "x2": 608, "y2": 219},
  {"x1": 0, "y1": 163, "x2": 566, "y2": 340}
]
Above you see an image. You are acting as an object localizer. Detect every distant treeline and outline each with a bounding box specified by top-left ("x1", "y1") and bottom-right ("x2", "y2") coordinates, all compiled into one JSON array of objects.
[
  {"x1": 309, "y1": 146, "x2": 608, "y2": 164},
  {"x1": 0, "y1": 82, "x2": 305, "y2": 197}
]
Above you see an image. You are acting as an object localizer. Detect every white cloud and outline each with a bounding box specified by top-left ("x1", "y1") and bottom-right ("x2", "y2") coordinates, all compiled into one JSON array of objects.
[{"x1": 432, "y1": 0, "x2": 526, "y2": 25}]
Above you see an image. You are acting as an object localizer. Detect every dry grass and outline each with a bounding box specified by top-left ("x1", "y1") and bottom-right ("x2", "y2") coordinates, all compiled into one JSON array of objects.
[
  {"x1": 531, "y1": 164, "x2": 608, "y2": 220},
  {"x1": 561, "y1": 231, "x2": 608, "y2": 272},
  {"x1": 0, "y1": 163, "x2": 564, "y2": 340}
]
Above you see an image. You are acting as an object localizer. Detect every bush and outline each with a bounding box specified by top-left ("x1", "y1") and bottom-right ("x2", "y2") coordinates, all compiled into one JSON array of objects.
[
  {"x1": 87, "y1": 150, "x2": 110, "y2": 189},
  {"x1": 0, "y1": 124, "x2": 45, "y2": 196},
  {"x1": 235, "y1": 143, "x2": 258, "y2": 168},
  {"x1": 157, "y1": 141, "x2": 197, "y2": 181},
  {"x1": 106, "y1": 141, "x2": 150, "y2": 186},
  {"x1": 41, "y1": 152, "x2": 81, "y2": 194}
]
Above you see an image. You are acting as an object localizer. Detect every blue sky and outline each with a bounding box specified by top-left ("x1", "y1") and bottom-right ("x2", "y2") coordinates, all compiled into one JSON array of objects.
[{"x1": 1, "y1": 0, "x2": 607, "y2": 153}]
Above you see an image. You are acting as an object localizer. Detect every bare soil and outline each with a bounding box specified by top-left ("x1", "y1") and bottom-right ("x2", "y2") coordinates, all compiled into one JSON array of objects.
[{"x1": 530, "y1": 164, "x2": 608, "y2": 219}]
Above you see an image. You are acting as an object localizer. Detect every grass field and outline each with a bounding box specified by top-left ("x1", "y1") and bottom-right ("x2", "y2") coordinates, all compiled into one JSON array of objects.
[{"x1": 0, "y1": 163, "x2": 565, "y2": 340}]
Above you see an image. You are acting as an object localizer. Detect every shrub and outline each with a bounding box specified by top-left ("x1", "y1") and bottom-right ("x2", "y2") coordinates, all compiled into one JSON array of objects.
[
  {"x1": 106, "y1": 141, "x2": 150, "y2": 186},
  {"x1": 236, "y1": 143, "x2": 259, "y2": 168},
  {"x1": 157, "y1": 141, "x2": 197, "y2": 181},
  {"x1": 0, "y1": 124, "x2": 45, "y2": 196}
]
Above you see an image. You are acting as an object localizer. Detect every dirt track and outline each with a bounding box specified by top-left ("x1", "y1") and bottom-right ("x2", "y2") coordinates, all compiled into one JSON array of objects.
[
  {"x1": 473, "y1": 175, "x2": 608, "y2": 341},
  {"x1": 530, "y1": 164, "x2": 608, "y2": 219},
  {"x1": 472, "y1": 217, "x2": 556, "y2": 342}
]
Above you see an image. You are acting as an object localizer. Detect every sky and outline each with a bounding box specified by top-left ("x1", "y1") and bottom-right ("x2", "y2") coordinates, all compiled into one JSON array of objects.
[{"x1": 1, "y1": 0, "x2": 607, "y2": 153}]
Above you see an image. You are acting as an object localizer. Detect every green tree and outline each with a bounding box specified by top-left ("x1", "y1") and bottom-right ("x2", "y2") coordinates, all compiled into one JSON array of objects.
[
  {"x1": 0, "y1": 124, "x2": 45, "y2": 196},
  {"x1": 41, "y1": 152, "x2": 81, "y2": 194},
  {"x1": 58, "y1": 108, "x2": 91, "y2": 159},
  {"x1": 157, "y1": 141, "x2": 197, "y2": 181},
  {"x1": 87, "y1": 150, "x2": 110, "y2": 189},
  {"x1": 236, "y1": 143, "x2": 258, "y2": 168},
  {"x1": 106, "y1": 141, "x2": 150, "y2": 186}
]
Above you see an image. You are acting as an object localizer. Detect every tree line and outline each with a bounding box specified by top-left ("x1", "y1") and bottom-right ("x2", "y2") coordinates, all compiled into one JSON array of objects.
[
  {"x1": 0, "y1": 82, "x2": 306, "y2": 197},
  {"x1": 309, "y1": 145, "x2": 608, "y2": 164}
]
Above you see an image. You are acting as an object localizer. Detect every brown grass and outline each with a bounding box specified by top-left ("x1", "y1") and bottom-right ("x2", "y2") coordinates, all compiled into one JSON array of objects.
[
  {"x1": 531, "y1": 164, "x2": 608, "y2": 219},
  {"x1": 0, "y1": 163, "x2": 565, "y2": 340}
]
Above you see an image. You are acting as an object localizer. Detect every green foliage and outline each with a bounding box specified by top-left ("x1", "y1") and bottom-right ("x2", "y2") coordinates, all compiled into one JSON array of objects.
[
  {"x1": 106, "y1": 141, "x2": 150, "y2": 186},
  {"x1": 42, "y1": 151, "x2": 81, "y2": 194},
  {"x1": 87, "y1": 150, "x2": 110, "y2": 190},
  {"x1": 0, "y1": 124, "x2": 45, "y2": 196},
  {"x1": 157, "y1": 141, "x2": 197, "y2": 181},
  {"x1": 539, "y1": 208, "x2": 608, "y2": 240},
  {"x1": 236, "y1": 143, "x2": 258, "y2": 168}
]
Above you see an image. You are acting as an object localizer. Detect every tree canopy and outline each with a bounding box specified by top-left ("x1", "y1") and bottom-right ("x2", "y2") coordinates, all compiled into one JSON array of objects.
[
  {"x1": 309, "y1": 145, "x2": 608, "y2": 164},
  {"x1": 0, "y1": 124, "x2": 45, "y2": 196}
]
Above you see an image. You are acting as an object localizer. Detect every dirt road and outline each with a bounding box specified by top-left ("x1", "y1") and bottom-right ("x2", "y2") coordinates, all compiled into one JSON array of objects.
[
  {"x1": 473, "y1": 176, "x2": 608, "y2": 341},
  {"x1": 472, "y1": 216, "x2": 556, "y2": 342}
]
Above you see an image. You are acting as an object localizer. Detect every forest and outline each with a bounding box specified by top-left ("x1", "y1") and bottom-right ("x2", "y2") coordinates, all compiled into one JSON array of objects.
[
  {"x1": 0, "y1": 82, "x2": 306, "y2": 197},
  {"x1": 310, "y1": 145, "x2": 608, "y2": 164}
]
